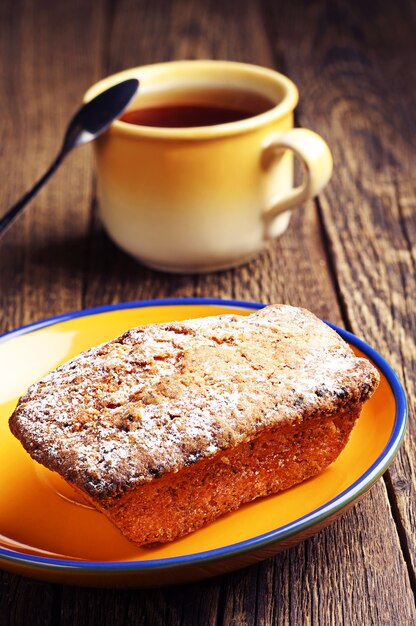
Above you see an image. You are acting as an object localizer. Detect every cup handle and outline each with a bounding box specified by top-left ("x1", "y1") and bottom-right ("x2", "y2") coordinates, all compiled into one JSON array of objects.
[{"x1": 262, "y1": 128, "x2": 333, "y2": 232}]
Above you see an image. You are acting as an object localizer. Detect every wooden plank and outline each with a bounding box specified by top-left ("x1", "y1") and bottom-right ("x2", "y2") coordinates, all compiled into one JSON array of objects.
[
  {"x1": 221, "y1": 485, "x2": 415, "y2": 626},
  {"x1": 0, "y1": 574, "x2": 60, "y2": 626},
  {"x1": 0, "y1": 0, "x2": 107, "y2": 624},
  {"x1": 259, "y1": 0, "x2": 416, "y2": 619},
  {"x1": 0, "y1": 0, "x2": 105, "y2": 331},
  {"x1": 60, "y1": 579, "x2": 223, "y2": 626}
]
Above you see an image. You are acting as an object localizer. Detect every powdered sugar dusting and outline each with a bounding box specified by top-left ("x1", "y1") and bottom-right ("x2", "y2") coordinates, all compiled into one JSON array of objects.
[{"x1": 9, "y1": 305, "x2": 379, "y2": 499}]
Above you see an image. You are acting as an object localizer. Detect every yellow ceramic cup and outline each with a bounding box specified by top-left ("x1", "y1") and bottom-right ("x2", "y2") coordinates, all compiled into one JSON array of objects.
[{"x1": 84, "y1": 61, "x2": 333, "y2": 273}]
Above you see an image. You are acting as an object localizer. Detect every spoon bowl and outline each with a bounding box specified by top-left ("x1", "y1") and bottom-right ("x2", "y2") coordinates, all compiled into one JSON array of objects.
[
  {"x1": 63, "y1": 78, "x2": 139, "y2": 150},
  {"x1": 0, "y1": 78, "x2": 139, "y2": 237}
]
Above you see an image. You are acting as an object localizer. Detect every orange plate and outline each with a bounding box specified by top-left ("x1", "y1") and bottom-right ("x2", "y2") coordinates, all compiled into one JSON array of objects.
[{"x1": 0, "y1": 299, "x2": 407, "y2": 587}]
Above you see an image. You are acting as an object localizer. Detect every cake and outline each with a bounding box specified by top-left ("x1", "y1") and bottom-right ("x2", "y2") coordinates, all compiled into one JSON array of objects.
[{"x1": 9, "y1": 305, "x2": 379, "y2": 545}]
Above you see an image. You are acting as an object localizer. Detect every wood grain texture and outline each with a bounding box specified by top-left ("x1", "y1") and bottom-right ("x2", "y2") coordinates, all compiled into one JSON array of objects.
[
  {"x1": 0, "y1": 0, "x2": 415, "y2": 624},
  {"x1": 0, "y1": 0, "x2": 105, "y2": 623},
  {"x1": 0, "y1": 0, "x2": 105, "y2": 332},
  {"x1": 260, "y1": 0, "x2": 416, "y2": 612},
  {"x1": 0, "y1": 574, "x2": 59, "y2": 626},
  {"x1": 59, "y1": 579, "x2": 222, "y2": 626}
]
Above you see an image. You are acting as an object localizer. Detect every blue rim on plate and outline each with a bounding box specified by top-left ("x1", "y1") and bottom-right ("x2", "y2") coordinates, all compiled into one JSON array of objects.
[{"x1": 0, "y1": 297, "x2": 408, "y2": 576}]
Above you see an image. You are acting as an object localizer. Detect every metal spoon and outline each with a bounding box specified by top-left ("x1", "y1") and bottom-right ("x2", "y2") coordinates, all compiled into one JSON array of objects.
[{"x1": 0, "y1": 78, "x2": 139, "y2": 238}]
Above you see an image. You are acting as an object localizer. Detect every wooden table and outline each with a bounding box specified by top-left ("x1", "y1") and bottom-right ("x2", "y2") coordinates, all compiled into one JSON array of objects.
[{"x1": 1, "y1": 0, "x2": 415, "y2": 624}]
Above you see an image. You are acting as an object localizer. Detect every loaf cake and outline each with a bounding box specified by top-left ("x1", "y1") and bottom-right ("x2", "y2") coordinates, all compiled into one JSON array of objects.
[{"x1": 9, "y1": 305, "x2": 379, "y2": 545}]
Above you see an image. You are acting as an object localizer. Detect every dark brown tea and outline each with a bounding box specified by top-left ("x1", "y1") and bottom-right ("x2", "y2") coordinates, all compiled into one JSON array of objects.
[{"x1": 119, "y1": 90, "x2": 274, "y2": 128}]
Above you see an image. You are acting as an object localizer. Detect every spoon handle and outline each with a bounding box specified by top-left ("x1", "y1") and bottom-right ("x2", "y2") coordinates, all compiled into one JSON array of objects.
[{"x1": 0, "y1": 148, "x2": 66, "y2": 239}]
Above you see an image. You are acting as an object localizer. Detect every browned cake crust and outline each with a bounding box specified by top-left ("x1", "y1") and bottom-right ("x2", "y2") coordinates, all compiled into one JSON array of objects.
[{"x1": 9, "y1": 305, "x2": 379, "y2": 545}]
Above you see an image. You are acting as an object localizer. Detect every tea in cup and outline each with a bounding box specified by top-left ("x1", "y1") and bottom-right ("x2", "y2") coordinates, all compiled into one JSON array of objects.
[{"x1": 84, "y1": 61, "x2": 332, "y2": 272}]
